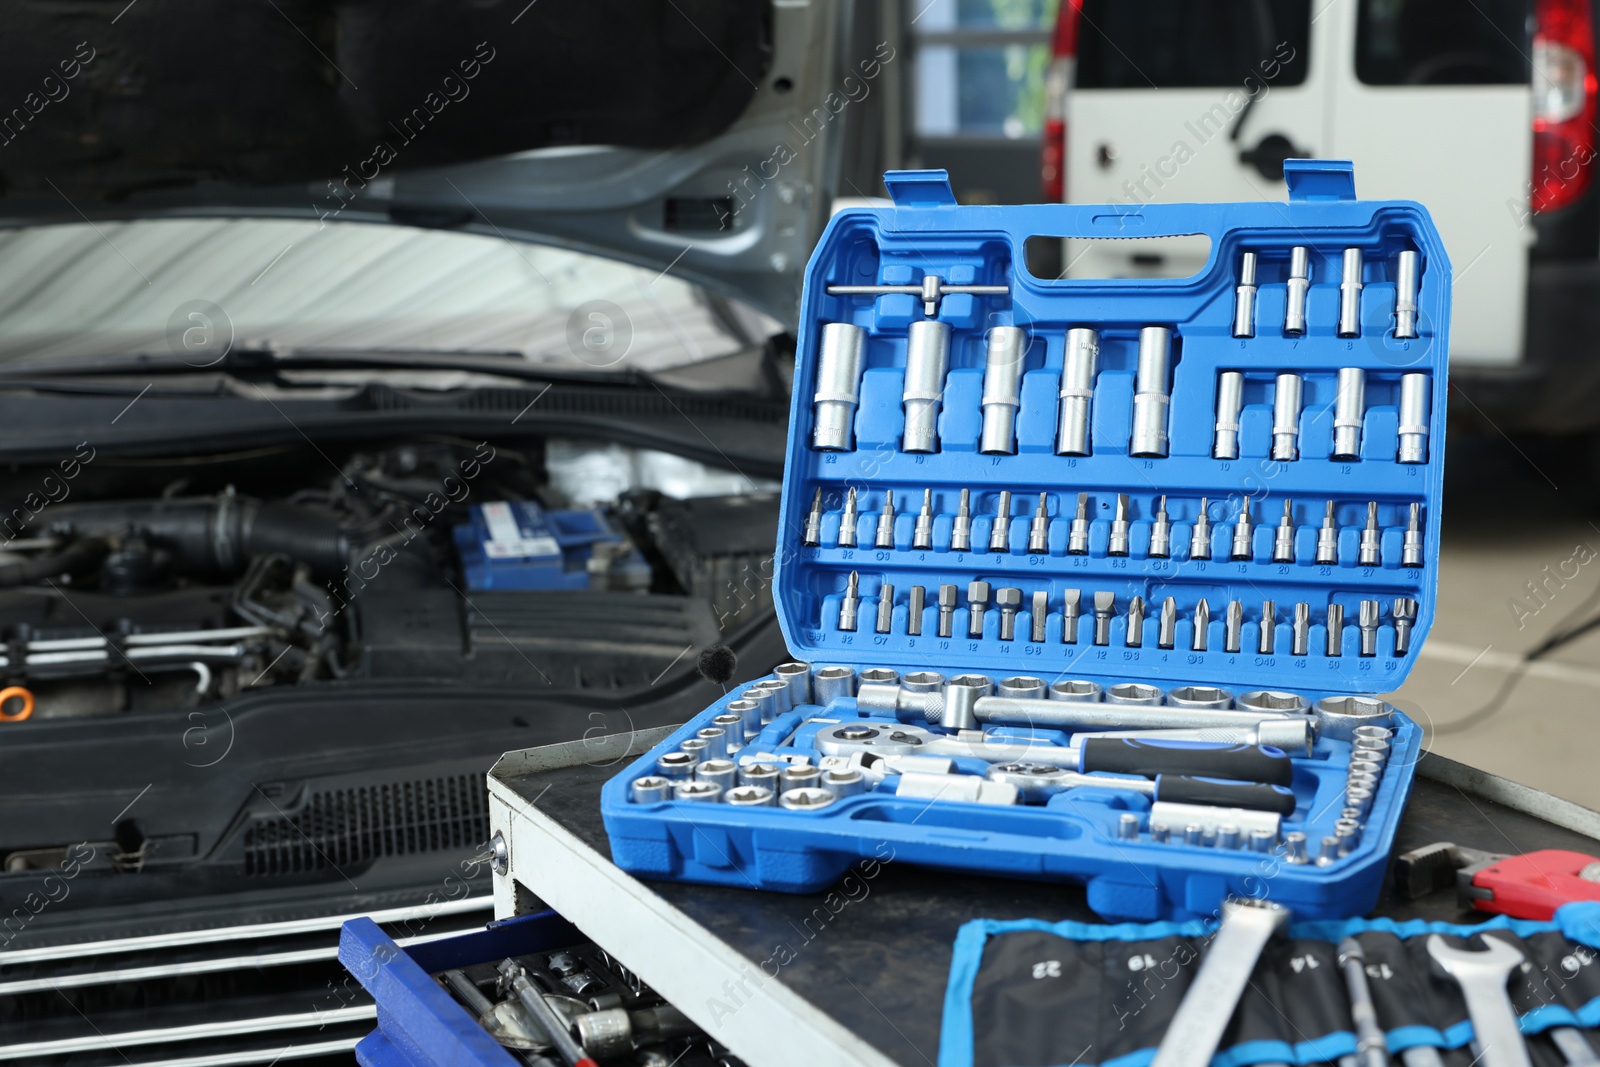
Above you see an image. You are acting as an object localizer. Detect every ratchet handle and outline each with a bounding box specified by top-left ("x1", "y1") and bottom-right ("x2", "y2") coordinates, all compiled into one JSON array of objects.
[
  {"x1": 1153, "y1": 776, "x2": 1298, "y2": 815},
  {"x1": 1078, "y1": 738, "x2": 1294, "y2": 786}
]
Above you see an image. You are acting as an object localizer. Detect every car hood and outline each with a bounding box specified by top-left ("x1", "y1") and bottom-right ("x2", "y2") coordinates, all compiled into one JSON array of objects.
[{"x1": 0, "y1": 0, "x2": 881, "y2": 327}]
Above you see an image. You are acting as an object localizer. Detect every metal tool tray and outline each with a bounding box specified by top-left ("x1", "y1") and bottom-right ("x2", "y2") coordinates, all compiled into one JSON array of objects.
[{"x1": 601, "y1": 161, "x2": 1449, "y2": 921}]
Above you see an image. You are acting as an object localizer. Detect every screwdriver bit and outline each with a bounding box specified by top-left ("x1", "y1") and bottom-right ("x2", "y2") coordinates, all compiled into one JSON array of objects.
[
  {"x1": 1225, "y1": 600, "x2": 1243, "y2": 653},
  {"x1": 1403, "y1": 502, "x2": 1423, "y2": 568},
  {"x1": 1317, "y1": 500, "x2": 1339, "y2": 565},
  {"x1": 876, "y1": 490, "x2": 896, "y2": 549},
  {"x1": 1359, "y1": 501, "x2": 1381, "y2": 566},
  {"x1": 937, "y1": 584, "x2": 957, "y2": 637},
  {"x1": 1126, "y1": 595, "x2": 1145, "y2": 648},
  {"x1": 1110, "y1": 494, "x2": 1131, "y2": 556},
  {"x1": 803, "y1": 487, "x2": 823, "y2": 546},
  {"x1": 1393, "y1": 597, "x2": 1417, "y2": 654},
  {"x1": 1031, "y1": 590, "x2": 1048, "y2": 643},
  {"x1": 1358, "y1": 599, "x2": 1380, "y2": 656},
  {"x1": 997, "y1": 587, "x2": 1022, "y2": 641},
  {"x1": 968, "y1": 581, "x2": 991, "y2": 638},
  {"x1": 839, "y1": 571, "x2": 860, "y2": 632},
  {"x1": 1190, "y1": 497, "x2": 1212, "y2": 560},
  {"x1": 1062, "y1": 588, "x2": 1081, "y2": 644},
  {"x1": 1292, "y1": 603, "x2": 1310, "y2": 656},
  {"x1": 1231, "y1": 498, "x2": 1254, "y2": 561},
  {"x1": 1274, "y1": 499, "x2": 1295, "y2": 563},
  {"x1": 1260, "y1": 600, "x2": 1276, "y2": 655},
  {"x1": 876, "y1": 584, "x2": 895, "y2": 634},
  {"x1": 908, "y1": 585, "x2": 925, "y2": 636},
  {"x1": 1192, "y1": 598, "x2": 1210, "y2": 651},
  {"x1": 990, "y1": 491, "x2": 1013, "y2": 553},
  {"x1": 1093, "y1": 591, "x2": 1116, "y2": 646},
  {"x1": 1327, "y1": 603, "x2": 1345, "y2": 657},
  {"x1": 951, "y1": 489, "x2": 972, "y2": 552},
  {"x1": 838, "y1": 487, "x2": 858, "y2": 548},
  {"x1": 1068, "y1": 492, "x2": 1091, "y2": 555},
  {"x1": 1028, "y1": 492, "x2": 1050, "y2": 554},
  {"x1": 913, "y1": 488, "x2": 934, "y2": 550},
  {"x1": 1150, "y1": 495, "x2": 1172, "y2": 558},
  {"x1": 1159, "y1": 596, "x2": 1177, "y2": 650}
]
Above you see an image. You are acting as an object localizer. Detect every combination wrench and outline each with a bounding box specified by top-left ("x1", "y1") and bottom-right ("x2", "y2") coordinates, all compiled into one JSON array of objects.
[{"x1": 1425, "y1": 934, "x2": 1531, "y2": 1067}]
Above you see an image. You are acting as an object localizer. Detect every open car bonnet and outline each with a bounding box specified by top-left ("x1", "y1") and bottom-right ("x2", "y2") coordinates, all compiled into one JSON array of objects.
[{"x1": 0, "y1": 0, "x2": 885, "y2": 328}]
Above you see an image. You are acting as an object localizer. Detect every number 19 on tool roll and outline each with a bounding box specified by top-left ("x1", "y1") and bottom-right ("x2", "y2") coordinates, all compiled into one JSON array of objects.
[{"x1": 599, "y1": 162, "x2": 1447, "y2": 922}]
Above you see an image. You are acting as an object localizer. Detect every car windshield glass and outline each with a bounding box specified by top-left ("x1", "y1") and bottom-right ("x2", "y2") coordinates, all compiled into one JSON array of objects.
[
  {"x1": 1356, "y1": 0, "x2": 1530, "y2": 85},
  {"x1": 0, "y1": 218, "x2": 780, "y2": 376},
  {"x1": 1075, "y1": 0, "x2": 1311, "y2": 89}
]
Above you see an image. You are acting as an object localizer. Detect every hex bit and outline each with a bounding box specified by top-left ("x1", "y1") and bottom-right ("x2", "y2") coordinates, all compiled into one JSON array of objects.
[
  {"x1": 997, "y1": 587, "x2": 1022, "y2": 641},
  {"x1": 1233, "y1": 252, "x2": 1258, "y2": 338},
  {"x1": 937, "y1": 584, "x2": 957, "y2": 638},
  {"x1": 989, "y1": 491, "x2": 1013, "y2": 553},
  {"x1": 968, "y1": 581, "x2": 991, "y2": 638},
  {"x1": 907, "y1": 585, "x2": 925, "y2": 636}
]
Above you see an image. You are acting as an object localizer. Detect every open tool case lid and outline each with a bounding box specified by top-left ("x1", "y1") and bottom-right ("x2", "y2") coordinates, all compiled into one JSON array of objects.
[{"x1": 772, "y1": 161, "x2": 1449, "y2": 695}]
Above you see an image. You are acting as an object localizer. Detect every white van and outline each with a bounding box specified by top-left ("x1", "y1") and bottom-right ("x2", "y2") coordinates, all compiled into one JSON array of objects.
[{"x1": 1041, "y1": 0, "x2": 1594, "y2": 433}]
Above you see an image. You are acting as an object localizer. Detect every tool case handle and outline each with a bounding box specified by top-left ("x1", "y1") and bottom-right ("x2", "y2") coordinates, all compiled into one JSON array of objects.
[{"x1": 1080, "y1": 738, "x2": 1293, "y2": 786}]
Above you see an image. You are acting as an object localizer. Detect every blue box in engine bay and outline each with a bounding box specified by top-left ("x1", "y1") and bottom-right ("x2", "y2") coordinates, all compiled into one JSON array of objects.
[{"x1": 599, "y1": 162, "x2": 1448, "y2": 921}]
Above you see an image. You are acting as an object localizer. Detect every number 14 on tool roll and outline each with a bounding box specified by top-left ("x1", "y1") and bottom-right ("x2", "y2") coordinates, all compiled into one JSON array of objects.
[{"x1": 599, "y1": 161, "x2": 1448, "y2": 922}]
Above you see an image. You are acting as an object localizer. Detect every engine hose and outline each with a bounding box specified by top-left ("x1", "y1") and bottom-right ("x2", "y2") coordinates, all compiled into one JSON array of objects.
[
  {"x1": 46, "y1": 493, "x2": 349, "y2": 578},
  {"x1": 0, "y1": 535, "x2": 109, "y2": 587}
]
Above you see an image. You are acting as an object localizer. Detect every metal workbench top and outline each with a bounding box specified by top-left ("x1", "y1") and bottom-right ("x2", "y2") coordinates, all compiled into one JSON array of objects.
[{"x1": 485, "y1": 731, "x2": 1600, "y2": 1067}]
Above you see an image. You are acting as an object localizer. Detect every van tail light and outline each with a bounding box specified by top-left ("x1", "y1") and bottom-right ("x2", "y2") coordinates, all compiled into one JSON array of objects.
[
  {"x1": 1531, "y1": 0, "x2": 1597, "y2": 213},
  {"x1": 1041, "y1": 0, "x2": 1082, "y2": 202}
]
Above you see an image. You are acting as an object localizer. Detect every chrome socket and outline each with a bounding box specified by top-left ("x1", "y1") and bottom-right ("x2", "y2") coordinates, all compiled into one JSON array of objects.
[
  {"x1": 901, "y1": 320, "x2": 950, "y2": 454},
  {"x1": 903, "y1": 670, "x2": 945, "y2": 694},
  {"x1": 1332, "y1": 367, "x2": 1366, "y2": 460},
  {"x1": 695, "y1": 727, "x2": 729, "y2": 759},
  {"x1": 1338, "y1": 248, "x2": 1363, "y2": 338},
  {"x1": 1285, "y1": 246, "x2": 1310, "y2": 334},
  {"x1": 779, "y1": 786, "x2": 836, "y2": 811},
  {"x1": 738, "y1": 762, "x2": 781, "y2": 789},
  {"x1": 779, "y1": 765, "x2": 822, "y2": 794},
  {"x1": 1359, "y1": 501, "x2": 1382, "y2": 566},
  {"x1": 679, "y1": 738, "x2": 710, "y2": 762},
  {"x1": 1049, "y1": 679, "x2": 1102, "y2": 702},
  {"x1": 875, "y1": 492, "x2": 896, "y2": 549},
  {"x1": 1105, "y1": 682, "x2": 1163, "y2": 706},
  {"x1": 774, "y1": 661, "x2": 813, "y2": 705},
  {"x1": 821, "y1": 767, "x2": 867, "y2": 799},
  {"x1": 1271, "y1": 373, "x2": 1303, "y2": 461},
  {"x1": 1236, "y1": 689, "x2": 1309, "y2": 716},
  {"x1": 725, "y1": 784, "x2": 777, "y2": 807},
  {"x1": 812, "y1": 322, "x2": 865, "y2": 451},
  {"x1": 980, "y1": 326, "x2": 1028, "y2": 454},
  {"x1": 1230, "y1": 498, "x2": 1253, "y2": 561},
  {"x1": 1129, "y1": 326, "x2": 1173, "y2": 457},
  {"x1": 812, "y1": 664, "x2": 857, "y2": 705},
  {"x1": 1313, "y1": 694, "x2": 1393, "y2": 742},
  {"x1": 1233, "y1": 251, "x2": 1258, "y2": 338},
  {"x1": 710, "y1": 713, "x2": 745, "y2": 751},
  {"x1": 1118, "y1": 812, "x2": 1140, "y2": 841},
  {"x1": 1398, "y1": 373, "x2": 1431, "y2": 464},
  {"x1": 1284, "y1": 831, "x2": 1309, "y2": 864},
  {"x1": 908, "y1": 585, "x2": 925, "y2": 637},
  {"x1": 695, "y1": 758, "x2": 738, "y2": 792},
  {"x1": 1166, "y1": 685, "x2": 1233, "y2": 710},
  {"x1": 727, "y1": 698, "x2": 762, "y2": 738},
  {"x1": 674, "y1": 780, "x2": 722, "y2": 803},
  {"x1": 1213, "y1": 370, "x2": 1244, "y2": 459},
  {"x1": 859, "y1": 667, "x2": 900, "y2": 686},
  {"x1": 996, "y1": 674, "x2": 1046, "y2": 699},
  {"x1": 1057, "y1": 327, "x2": 1099, "y2": 456},
  {"x1": 1395, "y1": 250, "x2": 1419, "y2": 339},
  {"x1": 632, "y1": 776, "x2": 673, "y2": 803}
]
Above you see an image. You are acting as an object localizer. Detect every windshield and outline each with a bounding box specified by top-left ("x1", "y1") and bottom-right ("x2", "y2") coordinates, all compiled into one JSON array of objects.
[{"x1": 0, "y1": 218, "x2": 782, "y2": 376}]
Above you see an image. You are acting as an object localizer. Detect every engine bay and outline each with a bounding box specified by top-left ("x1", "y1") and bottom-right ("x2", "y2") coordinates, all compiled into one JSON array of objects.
[{"x1": 0, "y1": 436, "x2": 779, "y2": 721}]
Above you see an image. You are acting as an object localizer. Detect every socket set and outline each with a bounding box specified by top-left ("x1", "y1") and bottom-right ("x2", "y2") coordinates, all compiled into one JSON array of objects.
[{"x1": 601, "y1": 163, "x2": 1448, "y2": 921}]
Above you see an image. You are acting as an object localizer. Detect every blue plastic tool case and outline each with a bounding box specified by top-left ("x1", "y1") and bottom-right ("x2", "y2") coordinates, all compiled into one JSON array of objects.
[{"x1": 600, "y1": 162, "x2": 1448, "y2": 922}]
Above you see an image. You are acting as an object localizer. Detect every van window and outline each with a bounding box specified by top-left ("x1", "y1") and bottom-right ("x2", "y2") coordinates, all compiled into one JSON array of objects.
[
  {"x1": 1075, "y1": 0, "x2": 1311, "y2": 90},
  {"x1": 1356, "y1": 0, "x2": 1530, "y2": 84}
]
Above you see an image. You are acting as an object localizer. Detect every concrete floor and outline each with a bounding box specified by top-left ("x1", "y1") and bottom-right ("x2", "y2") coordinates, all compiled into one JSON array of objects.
[{"x1": 1394, "y1": 431, "x2": 1600, "y2": 809}]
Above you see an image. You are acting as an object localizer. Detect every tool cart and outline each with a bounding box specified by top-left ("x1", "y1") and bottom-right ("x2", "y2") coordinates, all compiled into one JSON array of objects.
[{"x1": 341, "y1": 167, "x2": 1600, "y2": 1067}]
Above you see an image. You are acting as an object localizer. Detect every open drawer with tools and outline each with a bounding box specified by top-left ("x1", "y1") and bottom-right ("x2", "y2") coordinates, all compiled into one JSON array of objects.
[{"x1": 599, "y1": 161, "x2": 1449, "y2": 922}]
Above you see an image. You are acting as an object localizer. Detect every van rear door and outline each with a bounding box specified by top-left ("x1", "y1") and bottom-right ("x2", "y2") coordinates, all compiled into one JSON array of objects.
[
  {"x1": 1061, "y1": 0, "x2": 1325, "y2": 279},
  {"x1": 1325, "y1": 0, "x2": 1533, "y2": 367}
]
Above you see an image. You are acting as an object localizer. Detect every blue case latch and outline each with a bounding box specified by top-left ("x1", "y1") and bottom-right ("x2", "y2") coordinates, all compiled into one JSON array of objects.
[
  {"x1": 1285, "y1": 158, "x2": 1357, "y2": 202},
  {"x1": 883, "y1": 169, "x2": 958, "y2": 208}
]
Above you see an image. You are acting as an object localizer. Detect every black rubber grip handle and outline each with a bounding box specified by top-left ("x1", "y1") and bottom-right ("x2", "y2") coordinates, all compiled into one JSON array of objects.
[
  {"x1": 1152, "y1": 776, "x2": 1298, "y2": 815},
  {"x1": 1077, "y1": 738, "x2": 1294, "y2": 786}
]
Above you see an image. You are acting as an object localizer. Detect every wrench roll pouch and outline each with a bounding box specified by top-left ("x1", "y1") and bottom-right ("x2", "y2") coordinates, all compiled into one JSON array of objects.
[
  {"x1": 938, "y1": 904, "x2": 1600, "y2": 1067},
  {"x1": 600, "y1": 162, "x2": 1449, "y2": 921}
]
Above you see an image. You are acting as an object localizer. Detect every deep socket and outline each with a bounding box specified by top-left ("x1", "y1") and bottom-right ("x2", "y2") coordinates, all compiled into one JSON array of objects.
[
  {"x1": 1214, "y1": 370, "x2": 1244, "y2": 459},
  {"x1": 1130, "y1": 326, "x2": 1173, "y2": 457},
  {"x1": 1109, "y1": 494, "x2": 1131, "y2": 556},
  {"x1": 1285, "y1": 246, "x2": 1310, "y2": 334},
  {"x1": 838, "y1": 571, "x2": 860, "y2": 632},
  {"x1": 1395, "y1": 250, "x2": 1419, "y2": 338},
  {"x1": 1233, "y1": 251, "x2": 1258, "y2": 338},
  {"x1": 1031, "y1": 590, "x2": 1049, "y2": 642},
  {"x1": 1397, "y1": 373, "x2": 1431, "y2": 464},
  {"x1": 837, "y1": 487, "x2": 858, "y2": 548},
  {"x1": 907, "y1": 585, "x2": 925, "y2": 636},
  {"x1": 1338, "y1": 248, "x2": 1363, "y2": 337},
  {"x1": 812, "y1": 322, "x2": 865, "y2": 451},
  {"x1": 989, "y1": 490, "x2": 1013, "y2": 552},
  {"x1": 980, "y1": 326, "x2": 1028, "y2": 454},
  {"x1": 1068, "y1": 492, "x2": 1091, "y2": 555},
  {"x1": 875, "y1": 490, "x2": 896, "y2": 549},
  {"x1": 1272, "y1": 373, "x2": 1303, "y2": 461},
  {"x1": 1150, "y1": 495, "x2": 1172, "y2": 558},
  {"x1": 1057, "y1": 327, "x2": 1099, "y2": 456},
  {"x1": 1190, "y1": 497, "x2": 1213, "y2": 560},
  {"x1": 901, "y1": 319, "x2": 950, "y2": 453},
  {"x1": 1028, "y1": 492, "x2": 1050, "y2": 554},
  {"x1": 1273, "y1": 500, "x2": 1295, "y2": 563},
  {"x1": 1333, "y1": 367, "x2": 1366, "y2": 460},
  {"x1": 876, "y1": 584, "x2": 895, "y2": 634},
  {"x1": 913, "y1": 488, "x2": 934, "y2": 549}
]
